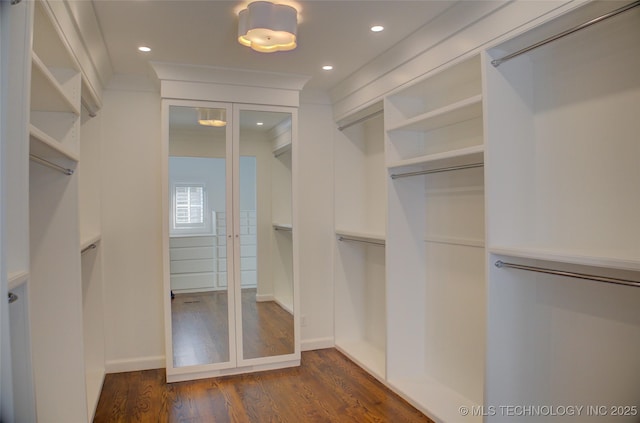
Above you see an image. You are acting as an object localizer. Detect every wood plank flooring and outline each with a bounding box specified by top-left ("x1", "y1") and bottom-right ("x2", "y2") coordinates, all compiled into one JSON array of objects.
[
  {"x1": 172, "y1": 289, "x2": 294, "y2": 367},
  {"x1": 93, "y1": 348, "x2": 434, "y2": 423}
]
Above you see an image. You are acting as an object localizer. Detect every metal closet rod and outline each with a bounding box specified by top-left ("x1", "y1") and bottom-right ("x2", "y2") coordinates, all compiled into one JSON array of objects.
[
  {"x1": 338, "y1": 236, "x2": 385, "y2": 247},
  {"x1": 338, "y1": 109, "x2": 384, "y2": 131},
  {"x1": 274, "y1": 226, "x2": 292, "y2": 232},
  {"x1": 390, "y1": 162, "x2": 483, "y2": 180},
  {"x1": 492, "y1": 0, "x2": 640, "y2": 67},
  {"x1": 29, "y1": 154, "x2": 74, "y2": 176},
  {"x1": 81, "y1": 243, "x2": 97, "y2": 254},
  {"x1": 495, "y1": 260, "x2": 640, "y2": 288}
]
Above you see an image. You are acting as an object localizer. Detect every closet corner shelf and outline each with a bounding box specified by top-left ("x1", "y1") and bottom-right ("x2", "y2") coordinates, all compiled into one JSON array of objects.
[
  {"x1": 31, "y1": 53, "x2": 80, "y2": 115},
  {"x1": 489, "y1": 245, "x2": 640, "y2": 272},
  {"x1": 335, "y1": 229, "x2": 385, "y2": 245},
  {"x1": 387, "y1": 145, "x2": 484, "y2": 172},
  {"x1": 80, "y1": 234, "x2": 102, "y2": 252},
  {"x1": 30, "y1": 124, "x2": 80, "y2": 162},
  {"x1": 8, "y1": 270, "x2": 30, "y2": 291},
  {"x1": 272, "y1": 143, "x2": 292, "y2": 157},
  {"x1": 388, "y1": 376, "x2": 481, "y2": 423},
  {"x1": 386, "y1": 94, "x2": 482, "y2": 133},
  {"x1": 272, "y1": 223, "x2": 293, "y2": 232}
]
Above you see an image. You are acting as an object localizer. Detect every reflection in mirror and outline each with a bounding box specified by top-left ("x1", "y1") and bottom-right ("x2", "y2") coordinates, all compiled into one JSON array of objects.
[
  {"x1": 239, "y1": 110, "x2": 295, "y2": 360},
  {"x1": 168, "y1": 106, "x2": 231, "y2": 367}
]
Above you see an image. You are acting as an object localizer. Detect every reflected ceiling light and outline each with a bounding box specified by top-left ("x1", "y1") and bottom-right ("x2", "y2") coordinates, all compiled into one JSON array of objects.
[
  {"x1": 370, "y1": 25, "x2": 384, "y2": 32},
  {"x1": 238, "y1": 1, "x2": 298, "y2": 53},
  {"x1": 197, "y1": 108, "x2": 226, "y2": 127},
  {"x1": 138, "y1": 46, "x2": 151, "y2": 52},
  {"x1": 322, "y1": 65, "x2": 333, "y2": 71}
]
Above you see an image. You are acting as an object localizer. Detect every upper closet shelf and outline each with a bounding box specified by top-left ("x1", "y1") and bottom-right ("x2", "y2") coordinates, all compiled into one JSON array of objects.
[
  {"x1": 489, "y1": 246, "x2": 640, "y2": 273},
  {"x1": 8, "y1": 270, "x2": 30, "y2": 291},
  {"x1": 273, "y1": 223, "x2": 293, "y2": 232},
  {"x1": 387, "y1": 145, "x2": 483, "y2": 174},
  {"x1": 386, "y1": 95, "x2": 482, "y2": 133},
  {"x1": 81, "y1": 234, "x2": 102, "y2": 253},
  {"x1": 31, "y1": 53, "x2": 80, "y2": 115},
  {"x1": 29, "y1": 124, "x2": 79, "y2": 162},
  {"x1": 273, "y1": 142, "x2": 291, "y2": 157}
]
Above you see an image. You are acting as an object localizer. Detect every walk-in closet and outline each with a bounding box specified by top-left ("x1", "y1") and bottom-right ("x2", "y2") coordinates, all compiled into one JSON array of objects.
[{"x1": 1, "y1": 0, "x2": 638, "y2": 422}]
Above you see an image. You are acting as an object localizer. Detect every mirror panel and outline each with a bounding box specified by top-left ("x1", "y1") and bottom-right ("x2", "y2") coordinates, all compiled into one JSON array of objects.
[
  {"x1": 238, "y1": 109, "x2": 295, "y2": 360},
  {"x1": 168, "y1": 105, "x2": 232, "y2": 368}
]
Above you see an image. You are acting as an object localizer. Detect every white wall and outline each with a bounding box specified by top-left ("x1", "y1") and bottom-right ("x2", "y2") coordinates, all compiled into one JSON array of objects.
[
  {"x1": 298, "y1": 93, "x2": 335, "y2": 350},
  {"x1": 100, "y1": 77, "x2": 165, "y2": 371},
  {"x1": 95, "y1": 78, "x2": 336, "y2": 370}
]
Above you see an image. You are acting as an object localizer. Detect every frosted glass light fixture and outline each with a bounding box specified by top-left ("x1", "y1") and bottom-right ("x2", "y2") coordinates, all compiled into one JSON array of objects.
[
  {"x1": 238, "y1": 1, "x2": 298, "y2": 53},
  {"x1": 198, "y1": 108, "x2": 226, "y2": 127}
]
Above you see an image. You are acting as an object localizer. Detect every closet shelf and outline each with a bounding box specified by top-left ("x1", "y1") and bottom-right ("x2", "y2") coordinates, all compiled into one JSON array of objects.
[
  {"x1": 273, "y1": 142, "x2": 291, "y2": 157},
  {"x1": 335, "y1": 229, "x2": 385, "y2": 245},
  {"x1": 30, "y1": 124, "x2": 79, "y2": 162},
  {"x1": 489, "y1": 245, "x2": 640, "y2": 272},
  {"x1": 272, "y1": 223, "x2": 293, "y2": 232},
  {"x1": 387, "y1": 145, "x2": 484, "y2": 173},
  {"x1": 8, "y1": 270, "x2": 30, "y2": 291},
  {"x1": 388, "y1": 376, "x2": 481, "y2": 423},
  {"x1": 30, "y1": 53, "x2": 80, "y2": 115},
  {"x1": 425, "y1": 235, "x2": 484, "y2": 249},
  {"x1": 80, "y1": 234, "x2": 102, "y2": 253},
  {"x1": 386, "y1": 95, "x2": 482, "y2": 133}
]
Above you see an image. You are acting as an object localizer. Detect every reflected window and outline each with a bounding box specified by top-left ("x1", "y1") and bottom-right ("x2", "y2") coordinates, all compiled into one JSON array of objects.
[{"x1": 174, "y1": 184, "x2": 205, "y2": 228}]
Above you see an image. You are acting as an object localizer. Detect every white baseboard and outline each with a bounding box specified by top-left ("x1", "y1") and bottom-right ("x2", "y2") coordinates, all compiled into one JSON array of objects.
[
  {"x1": 301, "y1": 337, "x2": 334, "y2": 351},
  {"x1": 256, "y1": 294, "x2": 274, "y2": 302},
  {"x1": 105, "y1": 355, "x2": 165, "y2": 373}
]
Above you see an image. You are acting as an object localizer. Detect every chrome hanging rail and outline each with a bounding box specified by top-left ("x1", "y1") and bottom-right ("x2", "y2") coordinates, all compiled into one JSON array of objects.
[
  {"x1": 29, "y1": 154, "x2": 74, "y2": 176},
  {"x1": 390, "y1": 162, "x2": 483, "y2": 180},
  {"x1": 494, "y1": 260, "x2": 640, "y2": 288},
  {"x1": 81, "y1": 243, "x2": 97, "y2": 254},
  {"x1": 338, "y1": 236, "x2": 385, "y2": 247},
  {"x1": 491, "y1": 0, "x2": 640, "y2": 67},
  {"x1": 338, "y1": 109, "x2": 384, "y2": 131}
]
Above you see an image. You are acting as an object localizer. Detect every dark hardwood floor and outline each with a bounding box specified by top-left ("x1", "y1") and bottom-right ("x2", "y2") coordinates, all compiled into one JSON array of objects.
[
  {"x1": 93, "y1": 348, "x2": 434, "y2": 423},
  {"x1": 172, "y1": 289, "x2": 294, "y2": 367}
]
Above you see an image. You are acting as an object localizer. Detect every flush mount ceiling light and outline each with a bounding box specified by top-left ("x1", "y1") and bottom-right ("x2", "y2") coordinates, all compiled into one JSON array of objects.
[
  {"x1": 238, "y1": 1, "x2": 298, "y2": 53},
  {"x1": 197, "y1": 108, "x2": 226, "y2": 127}
]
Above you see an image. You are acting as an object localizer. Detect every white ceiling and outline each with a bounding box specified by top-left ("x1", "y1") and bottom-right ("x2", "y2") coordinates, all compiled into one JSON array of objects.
[{"x1": 91, "y1": 0, "x2": 458, "y2": 91}]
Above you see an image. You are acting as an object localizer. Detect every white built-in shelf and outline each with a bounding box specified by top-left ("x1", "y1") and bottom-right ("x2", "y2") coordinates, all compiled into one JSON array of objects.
[
  {"x1": 386, "y1": 95, "x2": 482, "y2": 134},
  {"x1": 30, "y1": 53, "x2": 80, "y2": 115},
  {"x1": 335, "y1": 341, "x2": 386, "y2": 382},
  {"x1": 29, "y1": 124, "x2": 79, "y2": 162},
  {"x1": 489, "y1": 246, "x2": 640, "y2": 273},
  {"x1": 8, "y1": 270, "x2": 30, "y2": 291},
  {"x1": 272, "y1": 223, "x2": 293, "y2": 232},
  {"x1": 80, "y1": 234, "x2": 101, "y2": 253},
  {"x1": 388, "y1": 376, "x2": 481, "y2": 423},
  {"x1": 387, "y1": 145, "x2": 484, "y2": 172},
  {"x1": 425, "y1": 235, "x2": 484, "y2": 249},
  {"x1": 273, "y1": 142, "x2": 291, "y2": 157},
  {"x1": 335, "y1": 229, "x2": 385, "y2": 245}
]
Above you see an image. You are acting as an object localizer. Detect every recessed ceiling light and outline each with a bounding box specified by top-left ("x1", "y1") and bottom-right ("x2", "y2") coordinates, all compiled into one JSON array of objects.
[
  {"x1": 371, "y1": 25, "x2": 384, "y2": 32},
  {"x1": 256, "y1": 122, "x2": 264, "y2": 126},
  {"x1": 138, "y1": 46, "x2": 151, "y2": 53},
  {"x1": 322, "y1": 65, "x2": 333, "y2": 71}
]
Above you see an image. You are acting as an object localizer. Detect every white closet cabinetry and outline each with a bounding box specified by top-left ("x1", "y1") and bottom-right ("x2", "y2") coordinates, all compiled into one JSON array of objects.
[
  {"x1": 28, "y1": 1, "x2": 88, "y2": 422},
  {"x1": 334, "y1": 103, "x2": 386, "y2": 380},
  {"x1": 2, "y1": 0, "x2": 105, "y2": 420},
  {"x1": 385, "y1": 55, "x2": 485, "y2": 423},
  {"x1": 484, "y1": 1, "x2": 640, "y2": 420}
]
